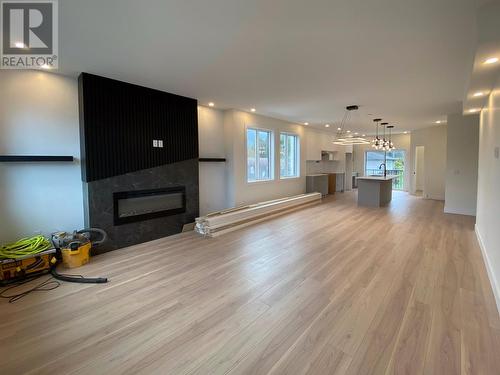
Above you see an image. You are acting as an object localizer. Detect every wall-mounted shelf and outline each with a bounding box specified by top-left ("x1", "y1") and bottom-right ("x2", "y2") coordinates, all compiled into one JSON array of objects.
[
  {"x1": 199, "y1": 158, "x2": 226, "y2": 162},
  {"x1": 0, "y1": 155, "x2": 74, "y2": 162}
]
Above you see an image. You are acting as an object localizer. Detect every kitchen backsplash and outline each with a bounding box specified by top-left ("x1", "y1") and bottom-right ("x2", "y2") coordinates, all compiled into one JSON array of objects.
[{"x1": 306, "y1": 160, "x2": 345, "y2": 175}]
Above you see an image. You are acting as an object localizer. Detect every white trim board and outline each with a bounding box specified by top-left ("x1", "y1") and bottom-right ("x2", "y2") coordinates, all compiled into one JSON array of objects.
[
  {"x1": 475, "y1": 224, "x2": 500, "y2": 316},
  {"x1": 444, "y1": 206, "x2": 476, "y2": 216},
  {"x1": 195, "y1": 193, "x2": 321, "y2": 237}
]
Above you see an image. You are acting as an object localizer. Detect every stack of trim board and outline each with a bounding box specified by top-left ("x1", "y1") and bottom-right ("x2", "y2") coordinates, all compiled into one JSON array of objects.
[{"x1": 195, "y1": 193, "x2": 322, "y2": 237}]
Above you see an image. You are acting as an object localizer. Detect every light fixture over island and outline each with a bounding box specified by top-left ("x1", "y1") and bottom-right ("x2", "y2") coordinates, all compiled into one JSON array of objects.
[{"x1": 359, "y1": 122, "x2": 398, "y2": 207}]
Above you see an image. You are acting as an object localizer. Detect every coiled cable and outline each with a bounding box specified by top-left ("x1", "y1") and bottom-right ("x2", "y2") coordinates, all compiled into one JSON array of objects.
[{"x1": 0, "y1": 235, "x2": 52, "y2": 259}]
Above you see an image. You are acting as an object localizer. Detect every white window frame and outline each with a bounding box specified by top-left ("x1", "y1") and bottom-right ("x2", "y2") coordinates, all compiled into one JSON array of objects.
[
  {"x1": 279, "y1": 132, "x2": 300, "y2": 179},
  {"x1": 245, "y1": 126, "x2": 275, "y2": 183}
]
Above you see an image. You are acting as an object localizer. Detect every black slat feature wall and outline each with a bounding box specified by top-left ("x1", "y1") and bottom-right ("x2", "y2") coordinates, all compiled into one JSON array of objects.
[{"x1": 79, "y1": 73, "x2": 199, "y2": 182}]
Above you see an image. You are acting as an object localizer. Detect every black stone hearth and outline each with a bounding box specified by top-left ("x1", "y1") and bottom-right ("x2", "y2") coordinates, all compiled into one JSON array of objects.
[{"x1": 83, "y1": 159, "x2": 199, "y2": 253}]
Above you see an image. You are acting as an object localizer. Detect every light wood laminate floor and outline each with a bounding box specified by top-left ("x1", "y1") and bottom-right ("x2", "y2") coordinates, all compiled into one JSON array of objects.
[{"x1": 1, "y1": 191, "x2": 499, "y2": 375}]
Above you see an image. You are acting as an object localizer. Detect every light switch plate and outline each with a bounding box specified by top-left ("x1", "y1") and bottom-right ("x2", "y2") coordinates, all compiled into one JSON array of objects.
[
  {"x1": 158, "y1": 140, "x2": 163, "y2": 148},
  {"x1": 153, "y1": 140, "x2": 158, "y2": 147}
]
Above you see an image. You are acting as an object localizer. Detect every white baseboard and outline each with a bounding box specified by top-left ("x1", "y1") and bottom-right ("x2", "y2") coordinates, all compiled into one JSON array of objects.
[
  {"x1": 475, "y1": 224, "x2": 500, "y2": 316},
  {"x1": 444, "y1": 206, "x2": 476, "y2": 216}
]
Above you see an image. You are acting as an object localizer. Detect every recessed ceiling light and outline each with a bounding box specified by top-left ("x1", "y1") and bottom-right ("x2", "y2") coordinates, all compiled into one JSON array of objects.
[
  {"x1": 436, "y1": 120, "x2": 442, "y2": 124},
  {"x1": 404, "y1": 131, "x2": 408, "y2": 134},
  {"x1": 325, "y1": 124, "x2": 330, "y2": 128},
  {"x1": 208, "y1": 102, "x2": 215, "y2": 107},
  {"x1": 362, "y1": 134, "x2": 366, "y2": 137},
  {"x1": 304, "y1": 122, "x2": 309, "y2": 126},
  {"x1": 337, "y1": 127, "x2": 341, "y2": 131},
  {"x1": 473, "y1": 92, "x2": 484, "y2": 97},
  {"x1": 346, "y1": 130, "x2": 351, "y2": 133},
  {"x1": 484, "y1": 57, "x2": 499, "y2": 65},
  {"x1": 468, "y1": 108, "x2": 480, "y2": 113},
  {"x1": 354, "y1": 132, "x2": 358, "y2": 135},
  {"x1": 15, "y1": 42, "x2": 26, "y2": 48},
  {"x1": 250, "y1": 108, "x2": 256, "y2": 112}
]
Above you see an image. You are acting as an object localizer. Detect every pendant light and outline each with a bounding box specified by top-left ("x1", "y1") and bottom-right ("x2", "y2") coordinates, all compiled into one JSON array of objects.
[
  {"x1": 333, "y1": 105, "x2": 371, "y2": 145},
  {"x1": 381, "y1": 122, "x2": 389, "y2": 150},
  {"x1": 387, "y1": 125, "x2": 395, "y2": 150},
  {"x1": 371, "y1": 119, "x2": 382, "y2": 149}
]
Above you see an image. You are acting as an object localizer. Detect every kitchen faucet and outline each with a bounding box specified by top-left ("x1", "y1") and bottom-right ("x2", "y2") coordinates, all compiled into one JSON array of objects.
[{"x1": 379, "y1": 163, "x2": 387, "y2": 178}]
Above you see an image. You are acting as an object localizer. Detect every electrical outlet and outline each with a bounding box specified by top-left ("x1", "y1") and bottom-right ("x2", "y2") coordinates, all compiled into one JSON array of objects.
[
  {"x1": 158, "y1": 140, "x2": 163, "y2": 148},
  {"x1": 153, "y1": 140, "x2": 158, "y2": 147}
]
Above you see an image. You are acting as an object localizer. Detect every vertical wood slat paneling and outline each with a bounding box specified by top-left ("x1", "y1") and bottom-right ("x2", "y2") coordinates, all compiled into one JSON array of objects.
[{"x1": 78, "y1": 73, "x2": 199, "y2": 182}]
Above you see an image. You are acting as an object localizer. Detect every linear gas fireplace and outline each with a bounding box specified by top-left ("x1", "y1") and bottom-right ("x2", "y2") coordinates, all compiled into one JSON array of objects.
[
  {"x1": 113, "y1": 187, "x2": 186, "y2": 225},
  {"x1": 79, "y1": 73, "x2": 199, "y2": 252}
]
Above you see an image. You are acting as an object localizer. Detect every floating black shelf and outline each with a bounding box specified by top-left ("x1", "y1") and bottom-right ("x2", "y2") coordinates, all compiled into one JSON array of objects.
[
  {"x1": 199, "y1": 158, "x2": 226, "y2": 162},
  {"x1": 0, "y1": 155, "x2": 74, "y2": 162}
]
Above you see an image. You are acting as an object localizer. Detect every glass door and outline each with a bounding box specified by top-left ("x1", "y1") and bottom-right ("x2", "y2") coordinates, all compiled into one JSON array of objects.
[{"x1": 365, "y1": 150, "x2": 405, "y2": 190}]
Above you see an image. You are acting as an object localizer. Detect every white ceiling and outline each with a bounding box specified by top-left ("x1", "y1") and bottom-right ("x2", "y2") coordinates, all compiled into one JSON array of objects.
[{"x1": 58, "y1": 0, "x2": 479, "y2": 134}]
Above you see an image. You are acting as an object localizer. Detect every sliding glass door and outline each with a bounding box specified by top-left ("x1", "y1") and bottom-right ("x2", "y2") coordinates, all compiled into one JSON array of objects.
[{"x1": 365, "y1": 150, "x2": 405, "y2": 190}]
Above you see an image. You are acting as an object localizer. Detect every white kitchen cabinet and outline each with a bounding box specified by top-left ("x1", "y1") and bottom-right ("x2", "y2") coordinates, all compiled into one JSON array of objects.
[{"x1": 305, "y1": 129, "x2": 350, "y2": 161}]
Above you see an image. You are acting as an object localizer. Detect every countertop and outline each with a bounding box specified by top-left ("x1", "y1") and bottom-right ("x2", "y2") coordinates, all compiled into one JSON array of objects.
[{"x1": 356, "y1": 176, "x2": 398, "y2": 181}]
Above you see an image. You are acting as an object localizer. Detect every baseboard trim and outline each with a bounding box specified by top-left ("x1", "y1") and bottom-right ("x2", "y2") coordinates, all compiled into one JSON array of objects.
[
  {"x1": 475, "y1": 224, "x2": 500, "y2": 316},
  {"x1": 444, "y1": 206, "x2": 476, "y2": 216}
]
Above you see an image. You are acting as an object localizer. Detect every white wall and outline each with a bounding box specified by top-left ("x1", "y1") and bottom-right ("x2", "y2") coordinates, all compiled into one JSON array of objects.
[
  {"x1": 415, "y1": 146, "x2": 424, "y2": 191},
  {"x1": 0, "y1": 71, "x2": 84, "y2": 242},
  {"x1": 353, "y1": 133, "x2": 411, "y2": 192},
  {"x1": 224, "y1": 110, "x2": 306, "y2": 206},
  {"x1": 444, "y1": 113, "x2": 479, "y2": 215},
  {"x1": 197, "y1": 106, "x2": 227, "y2": 215},
  {"x1": 0, "y1": 71, "x2": 312, "y2": 236},
  {"x1": 476, "y1": 74, "x2": 500, "y2": 310},
  {"x1": 410, "y1": 125, "x2": 447, "y2": 200}
]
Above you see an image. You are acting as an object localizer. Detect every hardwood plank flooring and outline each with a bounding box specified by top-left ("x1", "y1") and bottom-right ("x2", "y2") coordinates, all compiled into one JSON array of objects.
[{"x1": 1, "y1": 191, "x2": 499, "y2": 375}]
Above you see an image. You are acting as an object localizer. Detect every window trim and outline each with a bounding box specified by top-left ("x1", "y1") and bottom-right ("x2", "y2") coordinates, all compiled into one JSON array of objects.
[
  {"x1": 279, "y1": 132, "x2": 300, "y2": 180},
  {"x1": 245, "y1": 126, "x2": 275, "y2": 184}
]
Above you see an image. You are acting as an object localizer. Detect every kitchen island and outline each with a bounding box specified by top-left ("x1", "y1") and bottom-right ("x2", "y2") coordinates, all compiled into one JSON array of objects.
[{"x1": 356, "y1": 176, "x2": 397, "y2": 207}]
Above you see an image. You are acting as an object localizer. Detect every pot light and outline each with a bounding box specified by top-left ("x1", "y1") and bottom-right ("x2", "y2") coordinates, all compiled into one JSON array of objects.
[
  {"x1": 337, "y1": 127, "x2": 342, "y2": 131},
  {"x1": 208, "y1": 102, "x2": 215, "y2": 107},
  {"x1": 250, "y1": 108, "x2": 256, "y2": 112},
  {"x1": 354, "y1": 132, "x2": 358, "y2": 135},
  {"x1": 468, "y1": 108, "x2": 480, "y2": 113},
  {"x1": 404, "y1": 131, "x2": 408, "y2": 134},
  {"x1": 362, "y1": 134, "x2": 366, "y2": 137},
  {"x1": 346, "y1": 130, "x2": 351, "y2": 133},
  {"x1": 436, "y1": 120, "x2": 442, "y2": 124},
  {"x1": 484, "y1": 57, "x2": 499, "y2": 65},
  {"x1": 473, "y1": 92, "x2": 484, "y2": 97},
  {"x1": 325, "y1": 124, "x2": 330, "y2": 128},
  {"x1": 304, "y1": 122, "x2": 309, "y2": 126},
  {"x1": 15, "y1": 42, "x2": 26, "y2": 48}
]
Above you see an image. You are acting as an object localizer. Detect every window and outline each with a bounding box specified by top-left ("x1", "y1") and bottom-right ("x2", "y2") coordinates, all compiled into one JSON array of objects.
[
  {"x1": 247, "y1": 128, "x2": 273, "y2": 182},
  {"x1": 365, "y1": 150, "x2": 406, "y2": 190},
  {"x1": 280, "y1": 133, "x2": 299, "y2": 178}
]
